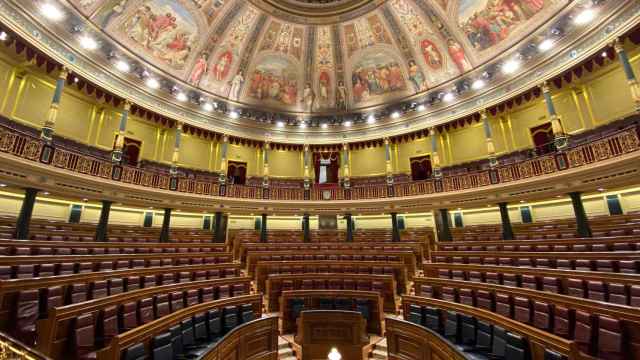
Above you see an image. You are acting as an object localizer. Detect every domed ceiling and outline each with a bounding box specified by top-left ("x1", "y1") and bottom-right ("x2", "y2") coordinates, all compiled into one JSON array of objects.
[{"x1": 67, "y1": 0, "x2": 569, "y2": 114}]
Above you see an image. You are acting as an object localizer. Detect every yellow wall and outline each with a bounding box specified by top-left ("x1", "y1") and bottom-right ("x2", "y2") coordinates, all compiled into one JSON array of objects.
[{"x1": 0, "y1": 41, "x2": 638, "y2": 179}]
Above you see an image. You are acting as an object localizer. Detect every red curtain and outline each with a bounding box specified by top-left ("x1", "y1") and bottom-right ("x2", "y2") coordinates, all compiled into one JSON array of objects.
[
  {"x1": 410, "y1": 155, "x2": 432, "y2": 181},
  {"x1": 313, "y1": 152, "x2": 340, "y2": 184},
  {"x1": 122, "y1": 138, "x2": 141, "y2": 166},
  {"x1": 529, "y1": 123, "x2": 555, "y2": 154},
  {"x1": 227, "y1": 161, "x2": 247, "y2": 185}
]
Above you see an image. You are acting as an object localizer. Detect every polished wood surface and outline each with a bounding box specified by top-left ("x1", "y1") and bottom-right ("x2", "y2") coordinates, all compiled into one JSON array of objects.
[
  {"x1": 245, "y1": 249, "x2": 416, "y2": 276},
  {"x1": 254, "y1": 260, "x2": 408, "y2": 293},
  {"x1": 385, "y1": 317, "x2": 467, "y2": 360},
  {"x1": 295, "y1": 310, "x2": 368, "y2": 360},
  {"x1": 0, "y1": 239, "x2": 228, "y2": 252},
  {"x1": 401, "y1": 296, "x2": 580, "y2": 360},
  {"x1": 0, "y1": 252, "x2": 233, "y2": 266},
  {"x1": 37, "y1": 277, "x2": 252, "y2": 359},
  {"x1": 95, "y1": 294, "x2": 263, "y2": 360},
  {"x1": 279, "y1": 290, "x2": 384, "y2": 335},
  {"x1": 201, "y1": 316, "x2": 279, "y2": 360},
  {"x1": 432, "y1": 250, "x2": 640, "y2": 262},
  {"x1": 265, "y1": 273, "x2": 397, "y2": 312}
]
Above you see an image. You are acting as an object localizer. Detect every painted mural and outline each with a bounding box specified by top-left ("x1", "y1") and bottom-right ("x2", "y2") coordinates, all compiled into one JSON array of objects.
[
  {"x1": 248, "y1": 55, "x2": 300, "y2": 108},
  {"x1": 65, "y1": 0, "x2": 567, "y2": 112},
  {"x1": 457, "y1": 0, "x2": 551, "y2": 51},
  {"x1": 351, "y1": 51, "x2": 406, "y2": 104},
  {"x1": 117, "y1": 0, "x2": 197, "y2": 70}
]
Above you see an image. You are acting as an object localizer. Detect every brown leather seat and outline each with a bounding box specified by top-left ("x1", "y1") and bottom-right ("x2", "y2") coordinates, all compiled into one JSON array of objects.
[
  {"x1": 574, "y1": 310, "x2": 595, "y2": 356},
  {"x1": 73, "y1": 313, "x2": 97, "y2": 360},
  {"x1": 14, "y1": 290, "x2": 39, "y2": 344},
  {"x1": 154, "y1": 294, "x2": 170, "y2": 318},
  {"x1": 587, "y1": 281, "x2": 606, "y2": 302},
  {"x1": 533, "y1": 301, "x2": 552, "y2": 331},
  {"x1": 98, "y1": 305, "x2": 118, "y2": 347},
  {"x1": 69, "y1": 283, "x2": 88, "y2": 304},
  {"x1": 598, "y1": 316, "x2": 624, "y2": 360},
  {"x1": 120, "y1": 302, "x2": 138, "y2": 332},
  {"x1": 138, "y1": 298, "x2": 154, "y2": 324},
  {"x1": 513, "y1": 296, "x2": 532, "y2": 324},
  {"x1": 495, "y1": 293, "x2": 512, "y2": 318}
]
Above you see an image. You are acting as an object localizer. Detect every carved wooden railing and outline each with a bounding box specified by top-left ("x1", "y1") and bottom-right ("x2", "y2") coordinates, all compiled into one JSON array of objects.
[{"x1": 0, "y1": 123, "x2": 638, "y2": 201}]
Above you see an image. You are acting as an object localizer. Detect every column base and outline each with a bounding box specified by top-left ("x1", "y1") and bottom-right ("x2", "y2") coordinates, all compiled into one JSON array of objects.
[
  {"x1": 554, "y1": 134, "x2": 569, "y2": 150},
  {"x1": 432, "y1": 167, "x2": 442, "y2": 179},
  {"x1": 40, "y1": 127, "x2": 54, "y2": 143},
  {"x1": 488, "y1": 156, "x2": 499, "y2": 168},
  {"x1": 111, "y1": 149, "x2": 123, "y2": 163}
]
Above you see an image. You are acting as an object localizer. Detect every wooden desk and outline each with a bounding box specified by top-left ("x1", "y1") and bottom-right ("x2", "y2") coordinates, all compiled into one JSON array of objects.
[
  {"x1": 295, "y1": 310, "x2": 368, "y2": 360},
  {"x1": 386, "y1": 317, "x2": 467, "y2": 360}
]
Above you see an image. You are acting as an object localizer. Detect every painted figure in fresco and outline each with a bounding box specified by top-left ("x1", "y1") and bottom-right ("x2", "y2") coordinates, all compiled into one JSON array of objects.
[
  {"x1": 121, "y1": 1, "x2": 195, "y2": 69},
  {"x1": 94, "y1": 0, "x2": 129, "y2": 28},
  {"x1": 336, "y1": 81, "x2": 347, "y2": 111},
  {"x1": 421, "y1": 39, "x2": 443, "y2": 70},
  {"x1": 229, "y1": 71, "x2": 244, "y2": 100},
  {"x1": 189, "y1": 53, "x2": 208, "y2": 86},
  {"x1": 351, "y1": 57, "x2": 406, "y2": 104},
  {"x1": 318, "y1": 71, "x2": 330, "y2": 105},
  {"x1": 447, "y1": 38, "x2": 471, "y2": 73},
  {"x1": 213, "y1": 51, "x2": 233, "y2": 82},
  {"x1": 247, "y1": 56, "x2": 299, "y2": 106},
  {"x1": 302, "y1": 83, "x2": 316, "y2": 112},
  {"x1": 408, "y1": 60, "x2": 426, "y2": 92},
  {"x1": 458, "y1": 0, "x2": 547, "y2": 51}
]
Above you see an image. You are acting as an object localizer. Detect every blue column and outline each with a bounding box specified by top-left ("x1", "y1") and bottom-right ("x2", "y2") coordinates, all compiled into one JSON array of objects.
[
  {"x1": 481, "y1": 110, "x2": 498, "y2": 167},
  {"x1": 170, "y1": 122, "x2": 182, "y2": 175},
  {"x1": 541, "y1": 82, "x2": 568, "y2": 149},
  {"x1": 614, "y1": 38, "x2": 640, "y2": 111},
  {"x1": 111, "y1": 100, "x2": 131, "y2": 163},
  {"x1": 430, "y1": 128, "x2": 442, "y2": 178},
  {"x1": 384, "y1": 138, "x2": 393, "y2": 185},
  {"x1": 342, "y1": 143, "x2": 350, "y2": 188},
  {"x1": 263, "y1": 142, "x2": 270, "y2": 188},
  {"x1": 41, "y1": 67, "x2": 69, "y2": 142},
  {"x1": 219, "y1": 135, "x2": 229, "y2": 184}
]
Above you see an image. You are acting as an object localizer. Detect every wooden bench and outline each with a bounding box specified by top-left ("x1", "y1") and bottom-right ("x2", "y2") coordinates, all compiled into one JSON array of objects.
[
  {"x1": 279, "y1": 290, "x2": 384, "y2": 335},
  {"x1": 95, "y1": 294, "x2": 263, "y2": 360},
  {"x1": 235, "y1": 241, "x2": 426, "y2": 263},
  {"x1": 385, "y1": 317, "x2": 468, "y2": 360},
  {"x1": 245, "y1": 249, "x2": 416, "y2": 276},
  {"x1": 265, "y1": 273, "x2": 397, "y2": 312},
  {"x1": 409, "y1": 278, "x2": 640, "y2": 359},
  {"x1": 437, "y1": 236, "x2": 640, "y2": 252},
  {"x1": 37, "y1": 277, "x2": 251, "y2": 359},
  {"x1": 0, "y1": 263, "x2": 242, "y2": 328},
  {"x1": 0, "y1": 239, "x2": 227, "y2": 254},
  {"x1": 402, "y1": 295, "x2": 579, "y2": 360},
  {"x1": 253, "y1": 260, "x2": 409, "y2": 294}
]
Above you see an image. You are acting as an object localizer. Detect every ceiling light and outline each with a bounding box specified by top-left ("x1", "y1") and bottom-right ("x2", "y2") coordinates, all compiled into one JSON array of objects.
[
  {"x1": 344, "y1": 120, "x2": 352, "y2": 127},
  {"x1": 299, "y1": 122, "x2": 307, "y2": 129},
  {"x1": 391, "y1": 111, "x2": 400, "y2": 119},
  {"x1": 229, "y1": 110, "x2": 239, "y2": 119},
  {"x1": 471, "y1": 79, "x2": 486, "y2": 90},
  {"x1": 601, "y1": 51, "x2": 608, "y2": 58},
  {"x1": 176, "y1": 92, "x2": 187, "y2": 102},
  {"x1": 82, "y1": 198, "x2": 88, "y2": 202},
  {"x1": 574, "y1": 8, "x2": 595, "y2": 25},
  {"x1": 202, "y1": 102, "x2": 213, "y2": 112},
  {"x1": 519, "y1": 200, "x2": 525, "y2": 203},
  {"x1": 73, "y1": 77, "x2": 79, "y2": 83},
  {"x1": 502, "y1": 59, "x2": 521, "y2": 74},
  {"x1": 0, "y1": 183, "x2": 6, "y2": 187},
  {"x1": 416, "y1": 104, "x2": 426, "y2": 112},
  {"x1": 367, "y1": 115, "x2": 376, "y2": 124},
  {"x1": 43, "y1": 191, "x2": 50, "y2": 195},
  {"x1": 443, "y1": 92, "x2": 455, "y2": 102},
  {"x1": 79, "y1": 35, "x2": 98, "y2": 50},
  {"x1": 276, "y1": 121, "x2": 284, "y2": 128},
  {"x1": 538, "y1": 39, "x2": 555, "y2": 52},
  {"x1": 145, "y1": 78, "x2": 160, "y2": 89},
  {"x1": 597, "y1": 187, "x2": 605, "y2": 192},
  {"x1": 41, "y1": 3, "x2": 65, "y2": 21},
  {"x1": 0, "y1": 32, "x2": 7, "y2": 41},
  {"x1": 328, "y1": 348, "x2": 342, "y2": 360},
  {"x1": 115, "y1": 60, "x2": 130, "y2": 73},
  {"x1": 321, "y1": 123, "x2": 328, "y2": 129}
]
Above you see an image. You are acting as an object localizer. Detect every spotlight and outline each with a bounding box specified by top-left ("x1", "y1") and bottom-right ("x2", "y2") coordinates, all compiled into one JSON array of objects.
[
  {"x1": 202, "y1": 102, "x2": 214, "y2": 112},
  {"x1": 276, "y1": 121, "x2": 284, "y2": 128},
  {"x1": 366, "y1": 115, "x2": 376, "y2": 124},
  {"x1": 0, "y1": 183, "x2": 6, "y2": 187},
  {"x1": 328, "y1": 348, "x2": 342, "y2": 360},
  {"x1": 344, "y1": 120, "x2": 352, "y2": 127},
  {"x1": 574, "y1": 8, "x2": 595, "y2": 25},
  {"x1": 502, "y1": 59, "x2": 521, "y2": 74},
  {"x1": 175, "y1": 92, "x2": 187, "y2": 102},
  {"x1": 0, "y1": 31, "x2": 8, "y2": 41},
  {"x1": 601, "y1": 51, "x2": 608, "y2": 58},
  {"x1": 321, "y1": 123, "x2": 328, "y2": 129},
  {"x1": 443, "y1": 92, "x2": 455, "y2": 102},
  {"x1": 43, "y1": 191, "x2": 50, "y2": 195},
  {"x1": 114, "y1": 60, "x2": 130, "y2": 72},
  {"x1": 79, "y1": 35, "x2": 98, "y2": 50},
  {"x1": 390, "y1": 111, "x2": 400, "y2": 119},
  {"x1": 471, "y1": 79, "x2": 486, "y2": 90},
  {"x1": 145, "y1": 78, "x2": 160, "y2": 89},
  {"x1": 416, "y1": 104, "x2": 426, "y2": 112},
  {"x1": 41, "y1": 3, "x2": 65, "y2": 21},
  {"x1": 299, "y1": 122, "x2": 307, "y2": 129},
  {"x1": 538, "y1": 38, "x2": 554, "y2": 52},
  {"x1": 229, "y1": 110, "x2": 239, "y2": 119}
]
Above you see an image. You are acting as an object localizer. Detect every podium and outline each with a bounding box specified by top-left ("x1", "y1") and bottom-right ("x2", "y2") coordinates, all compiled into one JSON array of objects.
[{"x1": 295, "y1": 310, "x2": 369, "y2": 360}]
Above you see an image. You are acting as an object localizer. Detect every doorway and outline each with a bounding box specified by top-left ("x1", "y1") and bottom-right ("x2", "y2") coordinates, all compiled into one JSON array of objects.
[
  {"x1": 226, "y1": 161, "x2": 247, "y2": 185},
  {"x1": 410, "y1": 155, "x2": 432, "y2": 180},
  {"x1": 122, "y1": 138, "x2": 141, "y2": 166},
  {"x1": 529, "y1": 122, "x2": 555, "y2": 154}
]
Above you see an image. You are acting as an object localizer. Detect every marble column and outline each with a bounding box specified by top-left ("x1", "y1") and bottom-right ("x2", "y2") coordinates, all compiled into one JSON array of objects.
[
  {"x1": 435, "y1": 208, "x2": 452, "y2": 242},
  {"x1": 302, "y1": 214, "x2": 310, "y2": 243},
  {"x1": 260, "y1": 213, "x2": 268, "y2": 243},
  {"x1": 391, "y1": 212, "x2": 400, "y2": 242},
  {"x1": 569, "y1": 192, "x2": 592, "y2": 238},
  {"x1": 342, "y1": 143, "x2": 351, "y2": 189},
  {"x1": 345, "y1": 213, "x2": 354, "y2": 242},
  {"x1": 219, "y1": 135, "x2": 229, "y2": 185},
  {"x1": 13, "y1": 188, "x2": 38, "y2": 239},
  {"x1": 95, "y1": 200, "x2": 112, "y2": 242},
  {"x1": 481, "y1": 110, "x2": 498, "y2": 167},
  {"x1": 170, "y1": 122, "x2": 183, "y2": 176},
  {"x1": 430, "y1": 128, "x2": 442, "y2": 178},
  {"x1": 159, "y1": 208, "x2": 172, "y2": 243},
  {"x1": 498, "y1": 202, "x2": 514, "y2": 240},
  {"x1": 263, "y1": 141, "x2": 270, "y2": 188}
]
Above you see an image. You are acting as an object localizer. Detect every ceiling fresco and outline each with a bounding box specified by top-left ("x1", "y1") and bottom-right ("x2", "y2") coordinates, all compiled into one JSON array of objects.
[{"x1": 66, "y1": 0, "x2": 570, "y2": 114}]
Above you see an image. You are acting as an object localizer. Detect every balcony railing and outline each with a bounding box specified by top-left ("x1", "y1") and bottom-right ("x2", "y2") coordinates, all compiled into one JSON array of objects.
[{"x1": 0, "y1": 123, "x2": 638, "y2": 201}]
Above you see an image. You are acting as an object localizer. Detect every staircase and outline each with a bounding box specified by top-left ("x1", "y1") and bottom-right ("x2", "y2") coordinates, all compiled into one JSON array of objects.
[
  {"x1": 278, "y1": 337, "x2": 296, "y2": 360},
  {"x1": 370, "y1": 338, "x2": 388, "y2": 359}
]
